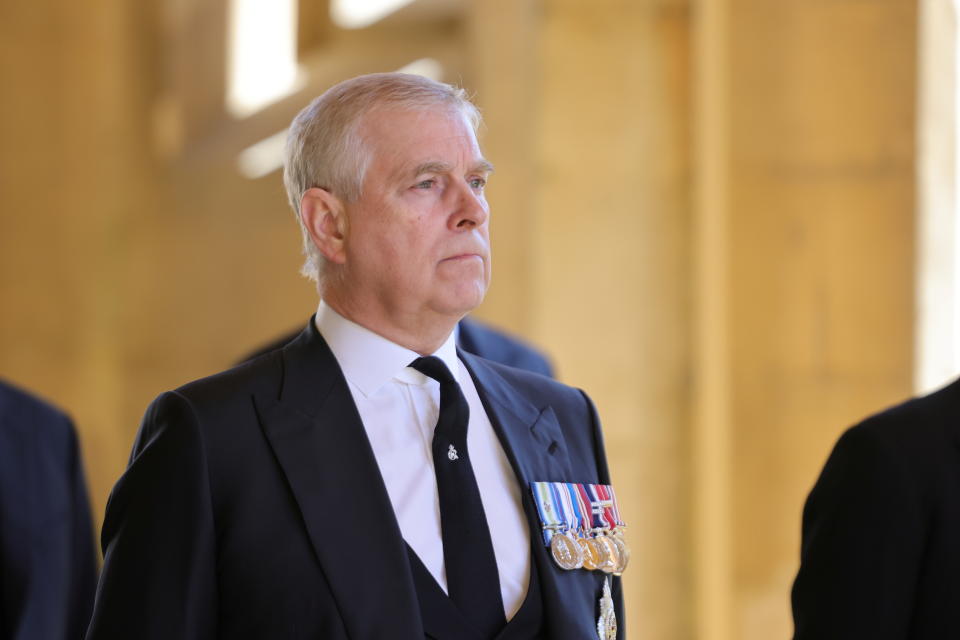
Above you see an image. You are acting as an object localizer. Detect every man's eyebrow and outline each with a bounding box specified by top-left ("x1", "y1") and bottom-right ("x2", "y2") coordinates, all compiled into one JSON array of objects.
[
  {"x1": 472, "y1": 159, "x2": 495, "y2": 174},
  {"x1": 411, "y1": 161, "x2": 453, "y2": 177},
  {"x1": 409, "y1": 159, "x2": 495, "y2": 178}
]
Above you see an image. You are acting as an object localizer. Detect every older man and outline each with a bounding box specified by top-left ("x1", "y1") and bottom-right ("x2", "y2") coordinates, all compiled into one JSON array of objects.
[{"x1": 87, "y1": 73, "x2": 622, "y2": 640}]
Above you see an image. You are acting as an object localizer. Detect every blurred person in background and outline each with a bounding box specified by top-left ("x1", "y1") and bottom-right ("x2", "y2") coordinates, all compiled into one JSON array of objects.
[
  {"x1": 87, "y1": 73, "x2": 623, "y2": 639},
  {"x1": 792, "y1": 378, "x2": 960, "y2": 639},
  {"x1": 0, "y1": 379, "x2": 97, "y2": 640}
]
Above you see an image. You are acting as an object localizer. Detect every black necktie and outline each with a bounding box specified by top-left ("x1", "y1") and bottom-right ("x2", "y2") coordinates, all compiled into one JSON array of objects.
[{"x1": 410, "y1": 356, "x2": 506, "y2": 638}]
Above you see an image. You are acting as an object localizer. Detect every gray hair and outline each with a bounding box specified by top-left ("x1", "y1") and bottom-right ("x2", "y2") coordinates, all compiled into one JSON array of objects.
[{"x1": 282, "y1": 72, "x2": 482, "y2": 284}]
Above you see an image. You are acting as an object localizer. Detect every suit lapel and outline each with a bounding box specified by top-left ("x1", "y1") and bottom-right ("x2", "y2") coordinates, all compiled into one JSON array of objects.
[
  {"x1": 255, "y1": 323, "x2": 423, "y2": 639},
  {"x1": 460, "y1": 352, "x2": 604, "y2": 639},
  {"x1": 460, "y1": 350, "x2": 573, "y2": 483}
]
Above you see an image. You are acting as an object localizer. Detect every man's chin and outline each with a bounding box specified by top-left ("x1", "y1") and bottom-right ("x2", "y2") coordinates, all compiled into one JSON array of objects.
[{"x1": 432, "y1": 283, "x2": 487, "y2": 317}]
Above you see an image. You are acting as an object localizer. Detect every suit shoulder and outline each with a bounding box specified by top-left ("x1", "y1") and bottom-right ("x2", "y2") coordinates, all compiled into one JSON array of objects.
[
  {"x1": 0, "y1": 378, "x2": 74, "y2": 439},
  {"x1": 849, "y1": 379, "x2": 959, "y2": 444},
  {"x1": 168, "y1": 350, "x2": 283, "y2": 414},
  {"x1": 476, "y1": 356, "x2": 576, "y2": 395},
  {"x1": 466, "y1": 355, "x2": 595, "y2": 423},
  {"x1": 132, "y1": 353, "x2": 285, "y2": 461},
  {"x1": 835, "y1": 379, "x2": 960, "y2": 477}
]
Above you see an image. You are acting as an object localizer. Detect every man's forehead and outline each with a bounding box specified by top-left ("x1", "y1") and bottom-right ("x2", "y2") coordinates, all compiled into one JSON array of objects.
[
  {"x1": 358, "y1": 104, "x2": 469, "y2": 139},
  {"x1": 363, "y1": 101, "x2": 461, "y2": 122},
  {"x1": 358, "y1": 109, "x2": 490, "y2": 177}
]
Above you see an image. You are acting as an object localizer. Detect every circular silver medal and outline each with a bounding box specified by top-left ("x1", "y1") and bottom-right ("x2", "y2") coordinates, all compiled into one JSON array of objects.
[
  {"x1": 610, "y1": 532, "x2": 631, "y2": 575},
  {"x1": 581, "y1": 534, "x2": 614, "y2": 571},
  {"x1": 550, "y1": 530, "x2": 584, "y2": 570},
  {"x1": 594, "y1": 534, "x2": 619, "y2": 574}
]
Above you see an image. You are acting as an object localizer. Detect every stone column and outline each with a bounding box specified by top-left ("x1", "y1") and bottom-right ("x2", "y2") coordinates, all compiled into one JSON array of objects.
[{"x1": 694, "y1": 1, "x2": 919, "y2": 637}]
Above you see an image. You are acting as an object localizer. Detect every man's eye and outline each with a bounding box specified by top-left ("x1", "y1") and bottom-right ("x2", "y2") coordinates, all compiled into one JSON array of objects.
[
  {"x1": 469, "y1": 177, "x2": 487, "y2": 190},
  {"x1": 414, "y1": 179, "x2": 435, "y2": 189}
]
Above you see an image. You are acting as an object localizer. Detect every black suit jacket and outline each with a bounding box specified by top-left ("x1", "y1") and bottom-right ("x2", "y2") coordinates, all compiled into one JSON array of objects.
[
  {"x1": 88, "y1": 320, "x2": 621, "y2": 639},
  {"x1": 792, "y1": 378, "x2": 960, "y2": 639},
  {"x1": 0, "y1": 380, "x2": 97, "y2": 640}
]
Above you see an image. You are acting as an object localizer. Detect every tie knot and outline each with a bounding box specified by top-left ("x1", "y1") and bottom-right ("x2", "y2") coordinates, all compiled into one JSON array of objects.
[{"x1": 410, "y1": 356, "x2": 455, "y2": 385}]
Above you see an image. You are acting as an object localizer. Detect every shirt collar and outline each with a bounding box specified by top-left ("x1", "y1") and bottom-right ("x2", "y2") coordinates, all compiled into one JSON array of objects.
[{"x1": 315, "y1": 301, "x2": 460, "y2": 397}]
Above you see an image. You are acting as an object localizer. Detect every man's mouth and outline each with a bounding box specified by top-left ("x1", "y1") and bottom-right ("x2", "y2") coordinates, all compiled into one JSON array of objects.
[{"x1": 441, "y1": 253, "x2": 484, "y2": 263}]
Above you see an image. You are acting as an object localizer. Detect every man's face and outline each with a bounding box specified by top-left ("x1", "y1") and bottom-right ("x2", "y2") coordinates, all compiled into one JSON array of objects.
[{"x1": 330, "y1": 106, "x2": 492, "y2": 326}]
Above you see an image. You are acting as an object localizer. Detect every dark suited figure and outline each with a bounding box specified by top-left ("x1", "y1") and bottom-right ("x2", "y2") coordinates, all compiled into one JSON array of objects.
[
  {"x1": 455, "y1": 319, "x2": 553, "y2": 377},
  {"x1": 241, "y1": 316, "x2": 554, "y2": 378},
  {"x1": 88, "y1": 73, "x2": 621, "y2": 639},
  {"x1": 0, "y1": 380, "x2": 97, "y2": 640},
  {"x1": 792, "y1": 378, "x2": 960, "y2": 639}
]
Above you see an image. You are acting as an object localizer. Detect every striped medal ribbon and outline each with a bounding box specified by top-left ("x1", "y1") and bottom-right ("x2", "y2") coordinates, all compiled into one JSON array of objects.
[{"x1": 530, "y1": 481, "x2": 629, "y2": 575}]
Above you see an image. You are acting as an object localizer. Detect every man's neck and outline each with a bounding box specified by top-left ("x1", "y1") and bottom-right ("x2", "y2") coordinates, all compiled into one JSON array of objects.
[{"x1": 320, "y1": 296, "x2": 461, "y2": 356}]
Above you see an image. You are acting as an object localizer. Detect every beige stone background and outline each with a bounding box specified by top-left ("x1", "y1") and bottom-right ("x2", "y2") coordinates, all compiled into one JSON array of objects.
[{"x1": 0, "y1": 0, "x2": 948, "y2": 637}]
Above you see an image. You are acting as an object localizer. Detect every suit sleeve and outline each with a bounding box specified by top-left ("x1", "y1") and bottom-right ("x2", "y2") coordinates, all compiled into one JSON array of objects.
[
  {"x1": 791, "y1": 424, "x2": 926, "y2": 639},
  {"x1": 86, "y1": 391, "x2": 217, "y2": 640},
  {"x1": 64, "y1": 416, "x2": 98, "y2": 639}
]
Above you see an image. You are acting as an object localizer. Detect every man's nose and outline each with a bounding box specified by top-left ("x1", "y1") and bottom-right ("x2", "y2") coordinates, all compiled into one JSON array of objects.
[{"x1": 450, "y1": 180, "x2": 488, "y2": 229}]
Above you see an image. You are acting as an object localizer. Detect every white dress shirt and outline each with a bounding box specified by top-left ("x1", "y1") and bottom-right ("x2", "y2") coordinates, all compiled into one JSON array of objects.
[{"x1": 315, "y1": 302, "x2": 532, "y2": 619}]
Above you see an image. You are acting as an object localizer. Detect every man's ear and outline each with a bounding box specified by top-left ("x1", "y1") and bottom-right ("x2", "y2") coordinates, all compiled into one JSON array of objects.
[{"x1": 300, "y1": 187, "x2": 348, "y2": 264}]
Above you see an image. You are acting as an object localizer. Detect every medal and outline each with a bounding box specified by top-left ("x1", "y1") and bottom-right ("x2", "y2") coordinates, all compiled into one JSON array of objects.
[
  {"x1": 594, "y1": 533, "x2": 619, "y2": 574},
  {"x1": 580, "y1": 534, "x2": 615, "y2": 571},
  {"x1": 575, "y1": 484, "x2": 615, "y2": 573},
  {"x1": 551, "y1": 482, "x2": 583, "y2": 569},
  {"x1": 580, "y1": 535, "x2": 599, "y2": 571},
  {"x1": 591, "y1": 483, "x2": 629, "y2": 574},
  {"x1": 597, "y1": 577, "x2": 618, "y2": 640},
  {"x1": 533, "y1": 482, "x2": 585, "y2": 570},
  {"x1": 589, "y1": 484, "x2": 626, "y2": 574},
  {"x1": 550, "y1": 530, "x2": 584, "y2": 570},
  {"x1": 609, "y1": 530, "x2": 631, "y2": 575}
]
